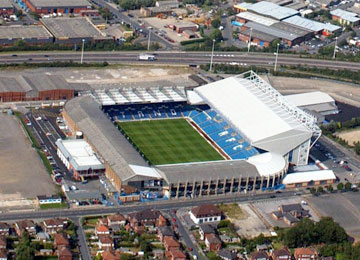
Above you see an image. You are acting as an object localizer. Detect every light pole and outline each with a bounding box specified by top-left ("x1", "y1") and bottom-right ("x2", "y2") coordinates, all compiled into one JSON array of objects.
[
  {"x1": 332, "y1": 36, "x2": 338, "y2": 59},
  {"x1": 247, "y1": 28, "x2": 252, "y2": 54},
  {"x1": 274, "y1": 43, "x2": 280, "y2": 72},
  {"x1": 80, "y1": 39, "x2": 85, "y2": 64},
  {"x1": 210, "y1": 39, "x2": 216, "y2": 72},
  {"x1": 147, "y1": 27, "x2": 152, "y2": 51}
]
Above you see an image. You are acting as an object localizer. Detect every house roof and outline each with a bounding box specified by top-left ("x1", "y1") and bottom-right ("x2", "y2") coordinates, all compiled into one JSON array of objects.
[
  {"x1": 58, "y1": 246, "x2": 72, "y2": 257},
  {"x1": 200, "y1": 224, "x2": 216, "y2": 234},
  {"x1": 96, "y1": 225, "x2": 110, "y2": 233},
  {"x1": 102, "y1": 250, "x2": 117, "y2": 260},
  {"x1": 0, "y1": 223, "x2": 9, "y2": 230},
  {"x1": 273, "y1": 248, "x2": 291, "y2": 257},
  {"x1": 0, "y1": 249, "x2": 6, "y2": 258},
  {"x1": 99, "y1": 235, "x2": 113, "y2": 244},
  {"x1": 16, "y1": 220, "x2": 35, "y2": 230},
  {"x1": 43, "y1": 218, "x2": 64, "y2": 227},
  {"x1": 206, "y1": 234, "x2": 221, "y2": 244},
  {"x1": 295, "y1": 247, "x2": 317, "y2": 256},
  {"x1": 252, "y1": 251, "x2": 269, "y2": 259},
  {"x1": 128, "y1": 209, "x2": 161, "y2": 221},
  {"x1": 159, "y1": 226, "x2": 174, "y2": 237},
  {"x1": 164, "y1": 236, "x2": 180, "y2": 248},
  {"x1": 218, "y1": 249, "x2": 238, "y2": 260},
  {"x1": 0, "y1": 236, "x2": 6, "y2": 246},
  {"x1": 169, "y1": 248, "x2": 186, "y2": 259},
  {"x1": 191, "y1": 204, "x2": 221, "y2": 218},
  {"x1": 107, "y1": 214, "x2": 125, "y2": 222},
  {"x1": 54, "y1": 233, "x2": 69, "y2": 246}
]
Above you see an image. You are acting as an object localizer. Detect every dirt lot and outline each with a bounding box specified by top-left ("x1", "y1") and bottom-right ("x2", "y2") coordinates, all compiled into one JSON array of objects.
[
  {"x1": 267, "y1": 76, "x2": 360, "y2": 108},
  {"x1": 252, "y1": 197, "x2": 320, "y2": 228},
  {"x1": 307, "y1": 193, "x2": 360, "y2": 241},
  {"x1": 336, "y1": 128, "x2": 360, "y2": 145},
  {"x1": 0, "y1": 113, "x2": 55, "y2": 201}
]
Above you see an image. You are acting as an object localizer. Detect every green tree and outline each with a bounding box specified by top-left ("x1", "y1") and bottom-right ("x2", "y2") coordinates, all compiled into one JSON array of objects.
[
  {"x1": 218, "y1": 220, "x2": 231, "y2": 228},
  {"x1": 15, "y1": 9, "x2": 23, "y2": 18},
  {"x1": 327, "y1": 185, "x2": 334, "y2": 193},
  {"x1": 337, "y1": 182, "x2": 344, "y2": 191},
  {"x1": 16, "y1": 232, "x2": 35, "y2": 260},
  {"x1": 310, "y1": 187, "x2": 316, "y2": 195},
  {"x1": 210, "y1": 29, "x2": 223, "y2": 42},
  {"x1": 317, "y1": 186, "x2": 324, "y2": 193},
  {"x1": 345, "y1": 182, "x2": 352, "y2": 191},
  {"x1": 211, "y1": 17, "x2": 221, "y2": 28},
  {"x1": 99, "y1": 7, "x2": 113, "y2": 20}
]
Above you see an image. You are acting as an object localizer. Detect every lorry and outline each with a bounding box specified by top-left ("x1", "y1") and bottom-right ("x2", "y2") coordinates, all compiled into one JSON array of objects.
[{"x1": 137, "y1": 53, "x2": 156, "y2": 61}]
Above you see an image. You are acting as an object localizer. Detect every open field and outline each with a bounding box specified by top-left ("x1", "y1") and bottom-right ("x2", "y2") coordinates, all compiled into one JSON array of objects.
[
  {"x1": 118, "y1": 118, "x2": 223, "y2": 165},
  {"x1": 0, "y1": 113, "x2": 55, "y2": 201},
  {"x1": 218, "y1": 203, "x2": 248, "y2": 220},
  {"x1": 337, "y1": 127, "x2": 360, "y2": 145}
]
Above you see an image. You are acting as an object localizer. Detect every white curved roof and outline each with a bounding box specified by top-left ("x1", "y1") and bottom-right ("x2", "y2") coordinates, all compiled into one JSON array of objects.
[
  {"x1": 282, "y1": 170, "x2": 336, "y2": 184},
  {"x1": 285, "y1": 91, "x2": 335, "y2": 107},
  {"x1": 247, "y1": 152, "x2": 286, "y2": 177}
]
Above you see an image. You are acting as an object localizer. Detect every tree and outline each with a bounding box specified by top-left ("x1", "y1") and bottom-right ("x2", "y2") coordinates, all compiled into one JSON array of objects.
[
  {"x1": 99, "y1": 7, "x2": 113, "y2": 21},
  {"x1": 310, "y1": 187, "x2": 316, "y2": 195},
  {"x1": 327, "y1": 185, "x2": 334, "y2": 193},
  {"x1": 16, "y1": 232, "x2": 35, "y2": 260},
  {"x1": 211, "y1": 17, "x2": 221, "y2": 28},
  {"x1": 15, "y1": 9, "x2": 23, "y2": 18},
  {"x1": 337, "y1": 182, "x2": 344, "y2": 191},
  {"x1": 218, "y1": 220, "x2": 231, "y2": 228},
  {"x1": 317, "y1": 186, "x2": 324, "y2": 193},
  {"x1": 345, "y1": 182, "x2": 352, "y2": 191},
  {"x1": 210, "y1": 29, "x2": 223, "y2": 42}
]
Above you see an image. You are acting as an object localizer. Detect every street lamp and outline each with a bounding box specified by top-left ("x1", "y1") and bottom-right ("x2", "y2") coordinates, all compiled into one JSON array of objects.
[
  {"x1": 210, "y1": 39, "x2": 216, "y2": 72},
  {"x1": 332, "y1": 36, "x2": 338, "y2": 59},
  {"x1": 274, "y1": 43, "x2": 280, "y2": 72},
  {"x1": 80, "y1": 39, "x2": 85, "y2": 64},
  {"x1": 247, "y1": 28, "x2": 253, "y2": 54},
  {"x1": 147, "y1": 27, "x2": 152, "y2": 51}
]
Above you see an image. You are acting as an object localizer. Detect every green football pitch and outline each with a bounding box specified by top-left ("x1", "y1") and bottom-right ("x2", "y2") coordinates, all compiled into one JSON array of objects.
[{"x1": 118, "y1": 119, "x2": 224, "y2": 165}]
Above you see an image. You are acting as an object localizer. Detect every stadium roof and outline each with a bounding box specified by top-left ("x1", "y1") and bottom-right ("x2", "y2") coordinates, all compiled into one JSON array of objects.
[
  {"x1": 64, "y1": 95, "x2": 151, "y2": 183},
  {"x1": 330, "y1": 9, "x2": 360, "y2": 23},
  {"x1": 285, "y1": 91, "x2": 335, "y2": 107},
  {"x1": 194, "y1": 71, "x2": 316, "y2": 155},
  {"x1": 282, "y1": 170, "x2": 336, "y2": 184},
  {"x1": 27, "y1": 0, "x2": 90, "y2": 8},
  {"x1": 56, "y1": 139, "x2": 105, "y2": 171},
  {"x1": 283, "y1": 15, "x2": 341, "y2": 32},
  {"x1": 40, "y1": 17, "x2": 106, "y2": 39},
  {"x1": 236, "y1": 12, "x2": 278, "y2": 26},
  {"x1": 247, "y1": 1, "x2": 299, "y2": 20},
  {"x1": 247, "y1": 153, "x2": 286, "y2": 177}
]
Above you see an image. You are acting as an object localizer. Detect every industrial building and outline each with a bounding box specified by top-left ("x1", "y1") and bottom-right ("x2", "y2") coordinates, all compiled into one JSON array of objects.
[
  {"x1": 0, "y1": 0, "x2": 13, "y2": 15},
  {"x1": 23, "y1": 0, "x2": 91, "y2": 15},
  {"x1": 285, "y1": 91, "x2": 339, "y2": 116},
  {"x1": 282, "y1": 170, "x2": 336, "y2": 188},
  {"x1": 283, "y1": 15, "x2": 341, "y2": 35},
  {"x1": 330, "y1": 9, "x2": 360, "y2": 26},
  {"x1": 40, "y1": 17, "x2": 110, "y2": 44},
  {"x1": 155, "y1": 0, "x2": 179, "y2": 9},
  {"x1": 0, "y1": 74, "x2": 85, "y2": 102},
  {"x1": 246, "y1": 1, "x2": 299, "y2": 20},
  {"x1": 239, "y1": 29, "x2": 277, "y2": 47},
  {"x1": 169, "y1": 22, "x2": 198, "y2": 33},
  {"x1": 62, "y1": 71, "x2": 322, "y2": 200},
  {"x1": 56, "y1": 139, "x2": 105, "y2": 180},
  {"x1": 0, "y1": 25, "x2": 53, "y2": 46},
  {"x1": 140, "y1": 6, "x2": 172, "y2": 17}
]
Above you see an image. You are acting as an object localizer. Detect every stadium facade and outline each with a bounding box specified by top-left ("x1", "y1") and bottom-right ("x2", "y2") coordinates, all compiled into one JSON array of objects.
[{"x1": 62, "y1": 71, "x2": 321, "y2": 200}]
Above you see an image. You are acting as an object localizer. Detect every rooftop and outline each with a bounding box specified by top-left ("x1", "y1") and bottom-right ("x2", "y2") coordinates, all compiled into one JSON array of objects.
[
  {"x1": 56, "y1": 139, "x2": 105, "y2": 171},
  {"x1": 27, "y1": 0, "x2": 90, "y2": 8},
  {"x1": 271, "y1": 21, "x2": 312, "y2": 37},
  {"x1": 282, "y1": 170, "x2": 336, "y2": 184},
  {"x1": 330, "y1": 9, "x2": 360, "y2": 23},
  {"x1": 236, "y1": 11, "x2": 278, "y2": 26},
  {"x1": 191, "y1": 204, "x2": 221, "y2": 218},
  {"x1": 247, "y1": 1, "x2": 299, "y2": 20},
  {"x1": 0, "y1": 0, "x2": 12, "y2": 8},
  {"x1": 285, "y1": 91, "x2": 335, "y2": 107},
  {"x1": 0, "y1": 25, "x2": 52, "y2": 40},
  {"x1": 40, "y1": 17, "x2": 106, "y2": 39},
  {"x1": 240, "y1": 28, "x2": 278, "y2": 42},
  {"x1": 244, "y1": 21, "x2": 301, "y2": 41},
  {"x1": 283, "y1": 15, "x2": 341, "y2": 32}
]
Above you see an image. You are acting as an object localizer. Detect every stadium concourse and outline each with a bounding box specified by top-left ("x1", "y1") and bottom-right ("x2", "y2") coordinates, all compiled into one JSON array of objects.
[{"x1": 62, "y1": 71, "x2": 322, "y2": 200}]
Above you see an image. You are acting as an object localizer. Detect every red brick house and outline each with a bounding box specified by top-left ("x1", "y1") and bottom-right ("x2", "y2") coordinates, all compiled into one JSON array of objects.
[
  {"x1": 164, "y1": 236, "x2": 180, "y2": 251},
  {"x1": 0, "y1": 223, "x2": 9, "y2": 236},
  {"x1": 294, "y1": 248, "x2": 318, "y2": 260},
  {"x1": 251, "y1": 251, "x2": 269, "y2": 260},
  {"x1": 168, "y1": 248, "x2": 186, "y2": 260},
  {"x1": 96, "y1": 225, "x2": 110, "y2": 235},
  {"x1": 54, "y1": 233, "x2": 70, "y2": 249},
  {"x1": 0, "y1": 237, "x2": 6, "y2": 249},
  {"x1": 42, "y1": 219, "x2": 67, "y2": 234},
  {"x1": 158, "y1": 226, "x2": 175, "y2": 242},
  {"x1": 0, "y1": 248, "x2": 7, "y2": 260},
  {"x1": 14, "y1": 220, "x2": 36, "y2": 236},
  {"x1": 205, "y1": 234, "x2": 222, "y2": 252},
  {"x1": 98, "y1": 235, "x2": 114, "y2": 249},
  {"x1": 127, "y1": 209, "x2": 163, "y2": 230},
  {"x1": 107, "y1": 214, "x2": 126, "y2": 227},
  {"x1": 58, "y1": 246, "x2": 72, "y2": 260},
  {"x1": 271, "y1": 248, "x2": 292, "y2": 260},
  {"x1": 102, "y1": 250, "x2": 118, "y2": 260},
  {"x1": 189, "y1": 204, "x2": 222, "y2": 224}
]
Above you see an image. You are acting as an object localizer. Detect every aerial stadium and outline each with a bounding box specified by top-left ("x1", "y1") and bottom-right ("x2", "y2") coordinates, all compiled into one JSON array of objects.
[{"x1": 62, "y1": 71, "x2": 322, "y2": 201}]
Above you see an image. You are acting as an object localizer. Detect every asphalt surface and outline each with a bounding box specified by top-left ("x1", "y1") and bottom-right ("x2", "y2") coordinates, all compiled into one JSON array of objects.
[
  {"x1": 2, "y1": 51, "x2": 360, "y2": 70},
  {"x1": 74, "y1": 217, "x2": 92, "y2": 260}
]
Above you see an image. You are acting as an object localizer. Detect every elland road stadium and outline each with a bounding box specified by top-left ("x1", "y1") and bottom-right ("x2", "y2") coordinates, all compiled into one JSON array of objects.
[{"x1": 62, "y1": 71, "x2": 324, "y2": 201}]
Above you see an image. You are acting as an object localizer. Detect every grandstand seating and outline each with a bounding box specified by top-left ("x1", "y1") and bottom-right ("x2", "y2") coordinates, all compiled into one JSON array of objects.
[{"x1": 102, "y1": 102, "x2": 259, "y2": 160}]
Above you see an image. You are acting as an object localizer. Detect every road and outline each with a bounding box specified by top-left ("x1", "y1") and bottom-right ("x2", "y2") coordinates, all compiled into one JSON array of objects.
[
  {"x1": 0, "y1": 190, "x2": 301, "y2": 221},
  {"x1": 74, "y1": 217, "x2": 92, "y2": 260},
  {"x1": 2, "y1": 51, "x2": 360, "y2": 70}
]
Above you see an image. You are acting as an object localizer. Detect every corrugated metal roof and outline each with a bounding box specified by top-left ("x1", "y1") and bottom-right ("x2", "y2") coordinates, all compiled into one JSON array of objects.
[
  {"x1": 283, "y1": 15, "x2": 329, "y2": 32},
  {"x1": 236, "y1": 11, "x2": 278, "y2": 26},
  {"x1": 330, "y1": 9, "x2": 360, "y2": 23},
  {"x1": 244, "y1": 21, "x2": 300, "y2": 41},
  {"x1": 247, "y1": 1, "x2": 299, "y2": 20}
]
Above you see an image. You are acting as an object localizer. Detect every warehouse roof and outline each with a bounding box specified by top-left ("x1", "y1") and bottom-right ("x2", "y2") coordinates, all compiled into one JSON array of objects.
[
  {"x1": 40, "y1": 17, "x2": 106, "y2": 39},
  {"x1": 0, "y1": 0, "x2": 12, "y2": 9},
  {"x1": 0, "y1": 25, "x2": 52, "y2": 40},
  {"x1": 236, "y1": 11, "x2": 278, "y2": 26},
  {"x1": 247, "y1": 1, "x2": 299, "y2": 20},
  {"x1": 240, "y1": 28, "x2": 278, "y2": 42},
  {"x1": 64, "y1": 96, "x2": 150, "y2": 183},
  {"x1": 27, "y1": 0, "x2": 90, "y2": 8},
  {"x1": 271, "y1": 21, "x2": 312, "y2": 37},
  {"x1": 330, "y1": 9, "x2": 360, "y2": 23},
  {"x1": 282, "y1": 170, "x2": 336, "y2": 184},
  {"x1": 283, "y1": 15, "x2": 341, "y2": 32},
  {"x1": 234, "y1": 2, "x2": 253, "y2": 10},
  {"x1": 285, "y1": 91, "x2": 335, "y2": 107},
  {"x1": 56, "y1": 139, "x2": 105, "y2": 171}
]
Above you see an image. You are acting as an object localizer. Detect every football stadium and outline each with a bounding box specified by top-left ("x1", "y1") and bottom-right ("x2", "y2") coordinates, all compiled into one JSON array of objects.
[{"x1": 62, "y1": 71, "x2": 322, "y2": 201}]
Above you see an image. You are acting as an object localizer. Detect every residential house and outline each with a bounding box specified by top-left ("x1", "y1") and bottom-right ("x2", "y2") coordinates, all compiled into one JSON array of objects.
[
  {"x1": 42, "y1": 219, "x2": 66, "y2": 234},
  {"x1": 199, "y1": 224, "x2": 216, "y2": 240},
  {"x1": 251, "y1": 251, "x2": 269, "y2": 260},
  {"x1": 272, "y1": 204, "x2": 310, "y2": 226},
  {"x1": 102, "y1": 250, "x2": 118, "y2": 260},
  {"x1": 0, "y1": 223, "x2": 9, "y2": 236},
  {"x1": 14, "y1": 220, "x2": 36, "y2": 236},
  {"x1": 98, "y1": 235, "x2": 114, "y2": 249},
  {"x1": 294, "y1": 248, "x2": 318, "y2": 260},
  {"x1": 58, "y1": 246, "x2": 72, "y2": 260},
  {"x1": 38, "y1": 249, "x2": 53, "y2": 256},
  {"x1": 218, "y1": 249, "x2": 238, "y2": 260},
  {"x1": 0, "y1": 249, "x2": 7, "y2": 260},
  {"x1": 158, "y1": 226, "x2": 174, "y2": 241},
  {"x1": 0, "y1": 237, "x2": 6, "y2": 249},
  {"x1": 107, "y1": 214, "x2": 126, "y2": 227},
  {"x1": 189, "y1": 204, "x2": 222, "y2": 224},
  {"x1": 271, "y1": 248, "x2": 292, "y2": 260},
  {"x1": 164, "y1": 236, "x2": 180, "y2": 251},
  {"x1": 54, "y1": 233, "x2": 70, "y2": 249},
  {"x1": 153, "y1": 249, "x2": 165, "y2": 259},
  {"x1": 168, "y1": 248, "x2": 186, "y2": 260},
  {"x1": 36, "y1": 232, "x2": 50, "y2": 243},
  {"x1": 127, "y1": 209, "x2": 162, "y2": 228},
  {"x1": 205, "y1": 234, "x2": 222, "y2": 252},
  {"x1": 96, "y1": 225, "x2": 110, "y2": 235}
]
